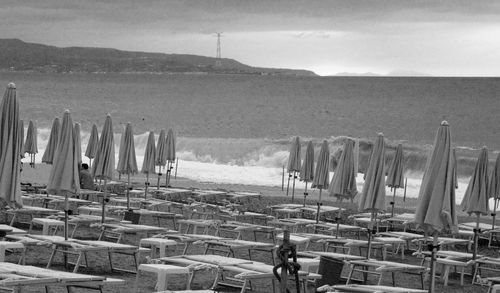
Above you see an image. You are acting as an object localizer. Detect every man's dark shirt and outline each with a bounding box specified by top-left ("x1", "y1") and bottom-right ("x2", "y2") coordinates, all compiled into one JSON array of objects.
[{"x1": 80, "y1": 169, "x2": 94, "y2": 190}]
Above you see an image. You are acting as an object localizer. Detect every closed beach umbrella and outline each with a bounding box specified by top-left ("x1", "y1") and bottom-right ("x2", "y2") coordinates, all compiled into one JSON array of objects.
[
  {"x1": 490, "y1": 152, "x2": 500, "y2": 229},
  {"x1": 85, "y1": 124, "x2": 99, "y2": 167},
  {"x1": 328, "y1": 138, "x2": 357, "y2": 237},
  {"x1": 92, "y1": 114, "x2": 115, "y2": 223},
  {"x1": 300, "y1": 140, "x2": 314, "y2": 206},
  {"x1": 386, "y1": 143, "x2": 405, "y2": 217},
  {"x1": 353, "y1": 138, "x2": 359, "y2": 176},
  {"x1": 312, "y1": 140, "x2": 329, "y2": 223},
  {"x1": 142, "y1": 131, "x2": 156, "y2": 196},
  {"x1": 42, "y1": 117, "x2": 60, "y2": 164},
  {"x1": 155, "y1": 129, "x2": 167, "y2": 188},
  {"x1": 165, "y1": 128, "x2": 176, "y2": 187},
  {"x1": 286, "y1": 136, "x2": 301, "y2": 201},
  {"x1": 329, "y1": 138, "x2": 357, "y2": 201},
  {"x1": 73, "y1": 122, "x2": 82, "y2": 166},
  {"x1": 47, "y1": 110, "x2": 80, "y2": 240},
  {"x1": 414, "y1": 121, "x2": 458, "y2": 293},
  {"x1": 24, "y1": 120, "x2": 37, "y2": 168},
  {"x1": 0, "y1": 83, "x2": 22, "y2": 208},
  {"x1": 460, "y1": 146, "x2": 489, "y2": 260},
  {"x1": 116, "y1": 122, "x2": 138, "y2": 209},
  {"x1": 358, "y1": 133, "x2": 386, "y2": 258}
]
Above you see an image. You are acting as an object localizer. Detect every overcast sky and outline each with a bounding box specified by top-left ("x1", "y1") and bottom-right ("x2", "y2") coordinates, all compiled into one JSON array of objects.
[{"x1": 2, "y1": 0, "x2": 500, "y2": 76}]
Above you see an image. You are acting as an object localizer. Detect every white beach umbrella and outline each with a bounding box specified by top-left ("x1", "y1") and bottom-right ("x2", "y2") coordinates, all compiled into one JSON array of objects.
[
  {"x1": 47, "y1": 110, "x2": 80, "y2": 240},
  {"x1": 358, "y1": 133, "x2": 386, "y2": 258},
  {"x1": 165, "y1": 128, "x2": 176, "y2": 187},
  {"x1": 386, "y1": 143, "x2": 405, "y2": 217},
  {"x1": 142, "y1": 131, "x2": 156, "y2": 196},
  {"x1": 42, "y1": 117, "x2": 60, "y2": 165},
  {"x1": 92, "y1": 114, "x2": 115, "y2": 223},
  {"x1": 24, "y1": 120, "x2": 37, "y2": 168},
  {"x1": 85, "y1": 124, "x2": 99, "y2": 167},
  {"x1": 155, "y1": 129, "x2": 166, "y2": 188},
  {"x1": 286, "y1": 136, "x2": 301, "y2": 202},
  {"x1": 312, "y1": 140, "x2": 329, "y2": 223},
  {"x1": 116, "y1": 122, "x2": 138, "y2": 209},
  {"x1": 299, "y1": 140, "x2": 314, "y2": 206},
  {"x1": 0, "y1": 83, "x2": 23, "y2": 208},
  {"x1": 414, "y1": 121, "x2": 458, "y2": 293}
]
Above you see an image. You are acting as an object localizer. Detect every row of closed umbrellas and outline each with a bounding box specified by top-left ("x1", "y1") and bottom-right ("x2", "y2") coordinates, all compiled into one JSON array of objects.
[
  {"x1": 286, "y1": 121, "x2": 500, "y2": 292},
  {"x1": 0, "y1": 83, "x2": 177, "y2": 240}
]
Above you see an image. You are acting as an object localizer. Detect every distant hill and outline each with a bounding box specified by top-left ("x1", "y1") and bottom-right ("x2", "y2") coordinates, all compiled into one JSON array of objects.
[{"x1": 0, "y1": 39, "x2": 316, "y2": 76}]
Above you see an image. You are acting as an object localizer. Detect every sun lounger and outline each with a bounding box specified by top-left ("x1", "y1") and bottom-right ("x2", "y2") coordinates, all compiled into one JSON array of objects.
[
  {"x1": 0, "y1": 224, "x2": 26, "y2": 236},
  {"x1": 345, "y1": 259, "x2": 427, "y2": 289},
  {"x1": 0, "y1": 262, "x2": 122, "y2": 292},
  {"x1": 6, "y1": 206, "x2": 60, "y2": 226},
  {"x1": 202, "y1": 239, "x2": 277, "y2": 264},
  {"x1": 22, "y1": 235, "x2": 146, "y2": 273},
  {"x1": 216, "y1": 221, "x2": 279, "y2": 241},
  {"x1": 160, "y1": 254, "x2": 321, "y2": 293},
  {"x1": 308, "y1": 222, "x2": 364, "y2": 238},
  {"x1": 177, "y1": 219, "x2": 220, "y2": 234}
]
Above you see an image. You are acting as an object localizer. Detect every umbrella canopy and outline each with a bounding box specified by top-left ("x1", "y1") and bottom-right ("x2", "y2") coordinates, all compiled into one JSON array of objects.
[
  {"x1": 156, "y1": 129, "x2": 167, "y2": 169},
  {"x1": 47, "y1": 110, "x2": 80, "y2": 195},
  {"x1": 42, "y1": 117, "x2": 60, "y2": 164},
  {"x1": 414, "y1": 121, "x2": 458, "y2": 234},
  {"x1": 165, "y1": 128, "x2": 176, "y2": 162},
  {"x1": 358, "y1": 133, "x2": 386, "y2": 213},
  {"x1": 312, "y1": 141, "x2": 330, "y2": 189},
  {"x1": 73, "y1": 122, "x2": 82, "y2": 166},
  {"x1": 142, "y1": 131, "x2": 157, "y2": 175},
  {"x1": 116, "y1": 122, "x2": 138, "y2": 175},
  {"x1": 489, "y1": 152, "x2": 500, "y2": 200},
  {"x1": 85, "y1": 124, "x2": 99, "y2": 161},
  {"x1": 386, "y1": 144, "x2": 405, "y2": 189},
  {"x1": 328, "y1": 138, "x2": 357, "y2": 200},
  {"x1": 23, "y1": 120, "x2": 37, "y2": 155},
  {"x1": 299, "y1": 141, "x2": 314, "y2": 183},
  {"x1": 92, "y1": 114, "x2": 115, "y2": 180},
  {"x1": 287, "y1": 136, "x2": 301, "y2": 173},
  {"x1": 461, "y1": 147, "x2": 489, "y2": 216},
  {"x1": 0, "y1": 83, "x2": 22, "y2": 207}
]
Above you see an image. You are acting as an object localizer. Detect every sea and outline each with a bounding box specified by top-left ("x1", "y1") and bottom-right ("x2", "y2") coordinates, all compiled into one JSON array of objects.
[{"x1": 2, "y1": 72, "x2": 500, "y2": 203}]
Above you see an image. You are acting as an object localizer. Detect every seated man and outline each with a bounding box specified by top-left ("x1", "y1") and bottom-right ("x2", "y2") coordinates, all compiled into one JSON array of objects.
[{"x1": 79, "y1": 163, "x2": 95, "y2": 190}]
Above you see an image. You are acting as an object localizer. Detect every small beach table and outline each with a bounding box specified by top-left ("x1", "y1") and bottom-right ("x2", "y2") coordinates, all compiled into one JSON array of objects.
[{"x1": 345, "y1": 259, "x2": 427, "y2": 289}]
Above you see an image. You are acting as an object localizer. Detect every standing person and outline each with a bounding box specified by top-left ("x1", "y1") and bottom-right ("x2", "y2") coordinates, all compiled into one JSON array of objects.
[{"x1": 79, "y1": 163, "x2": 95, "y2": 190}]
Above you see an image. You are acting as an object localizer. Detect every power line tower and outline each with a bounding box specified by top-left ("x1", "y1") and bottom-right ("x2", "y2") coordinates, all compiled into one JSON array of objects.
[{"x1": 215, "y1": 32, "x2": 222, "y2": 67}]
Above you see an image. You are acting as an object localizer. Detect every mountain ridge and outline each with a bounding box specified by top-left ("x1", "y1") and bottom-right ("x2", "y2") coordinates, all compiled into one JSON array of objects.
[{"x1": 0, "y1": 38, "x2": 316, "y2": 76}]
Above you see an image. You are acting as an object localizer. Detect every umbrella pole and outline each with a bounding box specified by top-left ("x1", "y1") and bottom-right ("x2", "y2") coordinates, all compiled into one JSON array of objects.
[
  {"x1": 166, "y1": 162, "x2": 171, "y2": 188},
  {"x1": 145, "y1": 173, "x2": 149, "y2": 199},
  {"x1": 64, "y1": 194, "x2": 69, "y2": 241},
  {"x1": 291, "y1": 171, "x2": 297, "y2": 203},
  {"x1": 493, "y1": 198, "x2": 498, "y2": 230},
  {"x1": 391, "y1": 187, "x2": 396, "y2": 217},
  {"x1": 429, "y1": 233, "x2": 439, "y2": 293},
  {"x1": 335, "y1": 208, "x2": 342, "y2": 239},
  {"x1": 281, "y1": 166, "x2": 285, "y2": 191},
  {"x1": 473, "y1": 214, "x2": 480, "y2": 260},
  {"x1": 174, "y1": 158, "x2": 178, "y2": 179},
  {"x1": 403, "y1": 178, "x2": 407, "y2": 209},
  {"x1": 316, "y1": 189, "x2": 322, "y2": 223},
  {"x1": 303, "y1": 182, "x2": 308, "y2": 207},
  {"x1": 126, "y1": 173, "x2": 131, "y2": 210},
  {"x1": 366, "y1": 212, "x2": 375, "y2": 259},
  {"x1": 286, "y1": 172, "x2": 291, "y2": 196},
  {"x1": 101, "y1": 179, "x2": 108, "y2": 224},
  {"x1": 157, "y1": 169, "x2": 162, "y2": 190}
]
